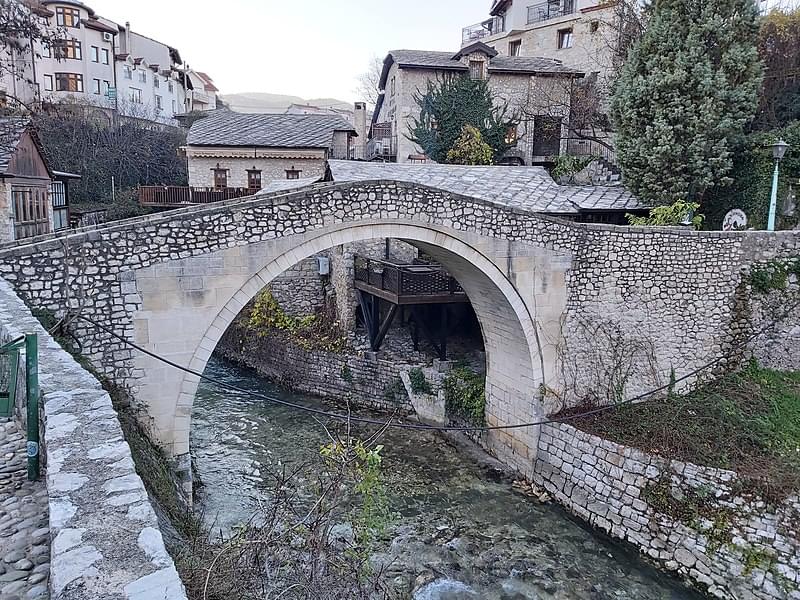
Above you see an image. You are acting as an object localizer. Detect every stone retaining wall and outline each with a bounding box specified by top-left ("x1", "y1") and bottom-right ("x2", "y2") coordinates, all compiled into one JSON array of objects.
[
  {"x1": 0, "y1": 278, "x2": 186, "y2": 600},
  {"x1": 216, "y1": 320, "x2": 415, "y2": 413},
  {"x1": 534, "y1": 423, "x2": 800, "y2": 600}
]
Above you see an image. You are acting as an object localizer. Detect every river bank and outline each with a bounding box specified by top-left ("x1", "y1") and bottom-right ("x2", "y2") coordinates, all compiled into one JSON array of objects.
[{"x1": 190, "y1": 355, "x2": 701, "y2": 599}]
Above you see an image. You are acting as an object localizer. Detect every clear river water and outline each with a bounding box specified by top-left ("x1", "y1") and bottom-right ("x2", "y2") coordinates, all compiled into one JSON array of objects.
[{"x1": 191, "y1": 356, "x2": 701, "y2": 600}]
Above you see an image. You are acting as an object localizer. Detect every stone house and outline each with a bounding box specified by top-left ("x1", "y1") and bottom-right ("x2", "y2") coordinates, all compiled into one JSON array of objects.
[
  {"x1": 370, "y1": 42, "x2": 583, "y2": 165},
  {"x1": 184, "y1": 111, "x2": 357, "y2": 190},
  {"x1": 0, "y1": 118, "x2": 68, "y2": 243},
  {"x1": 462, "y1": 0, "x2": 620, "y2": 80}
]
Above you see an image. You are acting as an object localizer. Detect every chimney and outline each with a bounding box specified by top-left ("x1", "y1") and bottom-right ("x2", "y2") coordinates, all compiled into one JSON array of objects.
[
  {"x1": 354, "y1": 102, "x2": 367, "y2": 155},
  {"x1": 124, "y1": 21, "x2": 132, "y2": 55}
]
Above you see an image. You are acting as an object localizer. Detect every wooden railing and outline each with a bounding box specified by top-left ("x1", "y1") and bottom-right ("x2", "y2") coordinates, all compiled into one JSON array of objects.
[
  {"x1": 354, "y1": 256, "x2": 465, "y2": 299},
  {"x1": 138, "y1": 186, "x2": 257, "y2": 207}
]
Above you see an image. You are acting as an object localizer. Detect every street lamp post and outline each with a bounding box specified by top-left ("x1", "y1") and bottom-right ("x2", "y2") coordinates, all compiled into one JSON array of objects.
[{"x1": 767, "y1": 139, "x2": 790, "y2": 231}]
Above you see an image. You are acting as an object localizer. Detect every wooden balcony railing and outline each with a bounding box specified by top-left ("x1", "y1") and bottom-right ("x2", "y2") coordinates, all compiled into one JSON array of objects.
[
  {"x1": 354, "y1": 256, "x2": 467, "y2": 304},
  {"x1": 138, "y1": 186, "x2": 257, "y2": 207}
]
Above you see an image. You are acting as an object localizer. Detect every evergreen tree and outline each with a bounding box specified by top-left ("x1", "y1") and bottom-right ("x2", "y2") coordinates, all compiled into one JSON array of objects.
[
  {"x1": 446, "y1": 125, "x2": 494, "y2": 165},
  {"x1": 408, "y1": 75, "x2": 517, "y2": 164},
  {"x1": 611, "y1": 0, "x2": 762, "y2": 206}
]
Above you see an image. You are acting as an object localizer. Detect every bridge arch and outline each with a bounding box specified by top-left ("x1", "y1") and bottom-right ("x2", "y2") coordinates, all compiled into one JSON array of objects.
[{"x1": 162, "y1": 222, "x2": 545, "y2": 485}]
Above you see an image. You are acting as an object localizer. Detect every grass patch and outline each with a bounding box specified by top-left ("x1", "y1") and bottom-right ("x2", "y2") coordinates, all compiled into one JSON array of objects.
[{"x1": 566, "y1": 361, "x2": 800, "y2": 500}]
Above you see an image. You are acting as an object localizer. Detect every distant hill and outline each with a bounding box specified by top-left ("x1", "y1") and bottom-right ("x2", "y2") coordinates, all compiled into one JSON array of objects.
[{"x1": 221, "y1": 93, "x2": 352, "y2": 114}]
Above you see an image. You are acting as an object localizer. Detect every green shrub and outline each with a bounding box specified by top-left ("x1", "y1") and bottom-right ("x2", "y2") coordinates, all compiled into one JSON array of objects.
[
  {"x1": 408, "y1": 368, "x2": 432, "y2": 394},
  {"x1": 443, "y1": 365, "x2": 486, "y2": 425}
]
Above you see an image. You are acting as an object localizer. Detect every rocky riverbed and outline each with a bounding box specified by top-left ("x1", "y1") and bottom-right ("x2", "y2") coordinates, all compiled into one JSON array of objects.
[
  {"x1": 0, "y1": 421, "x2": 49, "y2": 600},
  {"x1": 191, "y1": 356, "x2": 701, "y2": 599}
]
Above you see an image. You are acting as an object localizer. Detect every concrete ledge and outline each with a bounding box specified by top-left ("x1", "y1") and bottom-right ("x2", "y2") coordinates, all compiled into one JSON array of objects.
[{"x1": 0, "y1": 277, "x2": 187, "y2": 600}]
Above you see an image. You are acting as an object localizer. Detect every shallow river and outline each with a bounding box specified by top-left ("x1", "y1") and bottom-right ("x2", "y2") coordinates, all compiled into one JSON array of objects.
[{"x1": 191, "y1": 357, "x2": 700, "y2": 600}]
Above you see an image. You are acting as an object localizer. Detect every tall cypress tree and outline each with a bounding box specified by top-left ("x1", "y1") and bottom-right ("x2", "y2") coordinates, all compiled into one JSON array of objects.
[{"x1": 611, "y1": 0, "x2": 762, "y2": 206}]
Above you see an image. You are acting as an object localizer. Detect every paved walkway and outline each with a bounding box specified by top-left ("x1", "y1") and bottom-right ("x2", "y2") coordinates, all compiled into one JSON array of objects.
[{"x1": 0, "y1": 421, "x2": 49, "y2": 600}]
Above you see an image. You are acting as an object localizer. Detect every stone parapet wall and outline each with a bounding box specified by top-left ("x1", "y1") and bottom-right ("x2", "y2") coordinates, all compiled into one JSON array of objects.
[
  {"x1": 534, "y1": 423, "x2": 800, "y2": 600},
  {"x1": 0, "y1": 277, "x2": 187, "y2": 600},
  {"x1": 216, "y1": 320, "x2": 415, "y2": 413}
]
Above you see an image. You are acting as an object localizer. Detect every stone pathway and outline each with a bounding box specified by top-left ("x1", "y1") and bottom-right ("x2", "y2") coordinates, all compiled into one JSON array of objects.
[{"x1": 0, "y1": 421, "x2": 49, "y2": 600}]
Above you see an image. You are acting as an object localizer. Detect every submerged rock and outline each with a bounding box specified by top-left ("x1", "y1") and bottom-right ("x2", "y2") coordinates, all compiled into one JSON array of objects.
[{"x1": 413, "y1": 578, "x2": 479, "y2": 599}]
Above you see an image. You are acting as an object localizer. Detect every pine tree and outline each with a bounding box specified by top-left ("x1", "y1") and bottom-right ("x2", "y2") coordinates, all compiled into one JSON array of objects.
[
  {"x1": 408, "y1": 75, "x2": 517, "y2": 164},
  {"x1": 610, "y1": 0, "x2": 763, "y2": 206}
]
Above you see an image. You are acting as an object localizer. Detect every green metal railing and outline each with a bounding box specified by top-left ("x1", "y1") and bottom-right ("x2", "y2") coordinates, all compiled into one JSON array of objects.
[{"x1": 0, "y1": 334, "x2": 40, "y2": 480}]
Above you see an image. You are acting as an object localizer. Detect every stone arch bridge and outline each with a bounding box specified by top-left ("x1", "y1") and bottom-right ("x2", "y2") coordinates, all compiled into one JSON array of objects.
[{"x1": 1, "y1": 180, "x2": 797, "y2": 485}]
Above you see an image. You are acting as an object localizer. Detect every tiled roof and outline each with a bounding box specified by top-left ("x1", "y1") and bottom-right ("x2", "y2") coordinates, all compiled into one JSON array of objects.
[
  {"x1": 186, "y1": 111, "x2": 356, "y2": 148},
  {"x1": 326, "y1": 160, "x2": 640, "y2": 215},
  {"x1": 386, "y1": 49, "x2": 582, "y2": 76},
  {"x1": 0, "y1": 118, "x2": 29, "y2": 176},
  {"x1": 195, "y1": 72, "x2": 219, "y2": 93}
]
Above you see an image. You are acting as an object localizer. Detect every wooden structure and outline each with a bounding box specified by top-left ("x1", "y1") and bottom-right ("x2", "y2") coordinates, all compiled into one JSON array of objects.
[
  {"x1": 138, "y1": 186, "x2": 256, "y2": 208},
  {"x1": 354, "y1": 256, "x2": 468, "y2": 359}
]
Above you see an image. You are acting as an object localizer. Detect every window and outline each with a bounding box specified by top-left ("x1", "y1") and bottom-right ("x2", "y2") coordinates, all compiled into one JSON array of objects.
[
  {"x1": 54, "y1": 39, "x2": 82, "y2": 60},
  {"x1": 168, "y1": 81, "x2": 174, "y2": 93},
  {"x1": 128, "y1": 87, "x2": 142, "y2": 103},
  {"x1": 172, "y1": 99, "x2": 176, "y2": 113},
  {"x1": 41, "y1": 43, "x2": 51, "y2": 58},
  {"x1": 509, "y1": 40, "x2": 522, "y2": 57},
  {"x1": 90, "y1": 46, "x2": 99, "y2": 62},
  {"x1": 50, "y1": 181, "x2": 68, "y2": 232},
  {"x1": 213, "y1": 168, "x2": 228, "y2": 190},
  {"x1": 285, "y1": 169, "x2": 301, "y2": 180},
  {"x1": 138, "y1": 70, "x2": 147, "y2": 83},
  {"x1": 558, "y1": 28, "x2": 574, "y2": 49},
  {"x1": 505, "y1": 125, "x2": 518, "y2": 144},
  {"x1": 247, "y1": 169, "x2": 262, "y2": 190},
  {"x1": 101, "y1": 49, "x2": 109, "y2": 64},
  {"x1": 469, "y1": 60, "x2": 486, "y2": 80},
  {"x1": 56, "y1": 6, "x2": 81, "y2": 28},
  {"x1": 43, "y1": 74, "x2": 53, "y2": 91},
  {"x1": 124, "y1": 65, "x2": 132, "y2": 80},
  {"x1": 154, "y1": 76, "x2": 160, "y2": 88},
  {"x1": 92, "y1": 78, "x2": 101, "y2": 94},
  {"x1": 55, "y1": 73, "x2": 83, "y2": 92},
  {"x1": 11, "y1": 186, "x2": 51, "y2": 239},
  {"x1": 102, "y1": 80, "x2": 110, "y2": 95},
  {"x1": 155, "y1": 95, "x2": 162, "y2": 110},
  {"x1": 390, "y1": 76, "x2": 396, "y2": 97}
]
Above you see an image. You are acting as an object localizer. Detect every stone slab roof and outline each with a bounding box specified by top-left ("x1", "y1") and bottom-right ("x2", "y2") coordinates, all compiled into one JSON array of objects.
[
  {"x1": 187, "y1": 110, "x2": 356, "y2": 149},
  {"x1": 261, "y1": 176, "x2": 322, "y2": 194},
  {"x1": 386, "y1": 49, "x2": 582, "y2": 76},
  {"x1": 326, "y1": 160, "x2": 641, "y2": 215}
]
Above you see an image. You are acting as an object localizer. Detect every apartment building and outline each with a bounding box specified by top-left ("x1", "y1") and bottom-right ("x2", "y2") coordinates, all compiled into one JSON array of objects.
[
  {"x1": 0, "y1": 0, "x2": 218, "y2": 125},
  {"x1": 461, "y1": 0, "x2": 620, "y2": 81},
  {"x1": 369, "y1": 43, "x2": 582, "y2": 165}
]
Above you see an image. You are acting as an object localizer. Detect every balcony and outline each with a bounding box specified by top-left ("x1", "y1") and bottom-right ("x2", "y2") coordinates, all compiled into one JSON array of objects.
[
  {"x1": 461, "y1": 16, "x2": 505, "y2": 45},
  {"x1": 138, "y1": 186, "x2": 257, "y2": 207},
  {"x1": 354, "y1": 256, "x2": 467, "y2": 305},
  {"x1": 366, "y1": 134, "x2": 398, "y2": 162},
  {"x1": 527, "y1": 0, "x2": 576, "y2": 24}
]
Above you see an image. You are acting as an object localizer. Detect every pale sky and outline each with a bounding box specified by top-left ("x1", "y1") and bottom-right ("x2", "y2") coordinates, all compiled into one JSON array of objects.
[{"x1": 85, "y1": 0, "x2": 490, "y2": 102}]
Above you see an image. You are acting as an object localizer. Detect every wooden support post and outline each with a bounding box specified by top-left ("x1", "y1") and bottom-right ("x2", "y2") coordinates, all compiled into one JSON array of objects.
[
  {"x1": 372, "y1": 304, "x2": 398, "y2": 351},
  {"x1": 440, "y1": 305, "x2": 448, "y2": 361}
]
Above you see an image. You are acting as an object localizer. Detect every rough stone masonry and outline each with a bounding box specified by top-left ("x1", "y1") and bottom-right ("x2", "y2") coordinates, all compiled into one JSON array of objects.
[
  {"x1": 0, "y1": 279, "x2": 186, "y2": 600},
  {"x1": 0, "y1": 180, "x2": 798, "y2": 490}
]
